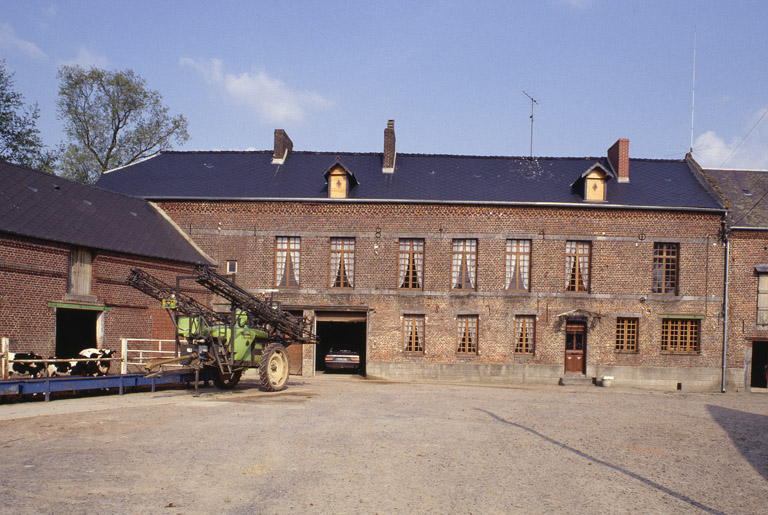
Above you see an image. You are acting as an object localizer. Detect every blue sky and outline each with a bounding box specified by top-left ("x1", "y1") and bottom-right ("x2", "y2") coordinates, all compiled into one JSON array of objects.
[{"x1": 2, "y1": 0, "x2": 767, "y2": 169}]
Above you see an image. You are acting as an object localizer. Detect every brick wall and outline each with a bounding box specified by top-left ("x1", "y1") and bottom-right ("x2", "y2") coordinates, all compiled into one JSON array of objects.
[
  {"x1": 158, "y1": 200, "x2": 727, "y2": 382},
  {"x1": 0, "y1": 233, "x2": 199, "y2": 357}
]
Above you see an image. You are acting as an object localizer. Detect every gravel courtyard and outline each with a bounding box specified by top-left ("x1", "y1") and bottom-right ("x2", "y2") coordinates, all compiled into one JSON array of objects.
[{"x1": 1, "y1": 374, "x2": 766, "y2": 514}]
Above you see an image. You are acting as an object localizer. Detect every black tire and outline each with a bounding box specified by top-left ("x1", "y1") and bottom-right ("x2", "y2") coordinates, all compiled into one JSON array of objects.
[
  {"x1": 213, "y1": 369, "x2": 242, "y2": 389},
  {"x1": 259, "y1": 343, "x2": 289, "y2": 392}
]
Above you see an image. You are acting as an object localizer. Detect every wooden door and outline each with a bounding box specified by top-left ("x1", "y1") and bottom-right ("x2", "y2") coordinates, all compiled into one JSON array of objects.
[{"x1": 565, "y1": 321, "x2": 586, "y2": 374}]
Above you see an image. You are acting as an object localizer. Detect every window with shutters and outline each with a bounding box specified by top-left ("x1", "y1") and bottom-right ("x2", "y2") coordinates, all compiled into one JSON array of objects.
[
  {"x1": 452, "y1": 239, "x2": 477, "y2": 290},
  {"x1": 330, "y1": 237, "x2": 354, "y2": 288},
  {"x1": 652, "y1": 243, "x2": 679, "y2": 295},
  {"x1": 68, "y1": 247, "x2": 93, "y2": 296},
  {"x1": 758, "y1": 274, "x2": 768, "y2": 326},
  {"x1": 275, "y1": 237, "x2": 300, "y2": 287},
  {"x1": 615, "y1": 317, "x2": 639, "y2": 352},
  {"x1": 506, "y1": 239, "x2": 531, "y2": 291},
  {"x1": 456, "y1": 315, "x2": 478, "y2": 354},
  {"x1": 514, "y1": 315, "x2": 535, "y2": 354},
  {"x1": 398, "y1": 239, "x2": 424, "y2": 289},
  {"x1": 403, "y1": 314, "x2": 425, "y2": 353},
  {"x1": 565, "y1": 241, "x2": 590, "y2": 292},
  {"x1": 660, "y1": 318, "x2": 699, "y2": 353}
]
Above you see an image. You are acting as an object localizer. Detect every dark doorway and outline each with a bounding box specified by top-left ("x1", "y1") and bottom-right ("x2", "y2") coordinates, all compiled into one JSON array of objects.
[
  {"x1": 56, "y1": 308, "x2": 98, "y2": 358},
  {"x1": 565, "y1": 320, "x2": 586, "y2": 374},
  {"x1": 316, "y1": 321, "x2": 366, "y2": 375},
  {"x1": 751, "y1": 341, "x2": 768, "y2": 389}
]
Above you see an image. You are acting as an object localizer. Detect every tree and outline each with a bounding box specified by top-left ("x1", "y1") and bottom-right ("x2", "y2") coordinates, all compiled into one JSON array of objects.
[
  {"x1": 0, "y1": 60, "x2": 57, "y2": 171},
  {"x1": 57, "y1": 66, "x2": 189, "y2": 183}
]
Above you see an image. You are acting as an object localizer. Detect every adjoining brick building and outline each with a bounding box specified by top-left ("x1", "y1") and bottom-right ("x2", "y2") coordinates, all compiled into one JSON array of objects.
[
  {"x1": 0, "y1": 161, "x2": 211, "y2": 359},
  {"x1": 95, "y1": 122, "x2": 745, "y2": 391},
  {"x1": 704, "y1": 168, "x2": 768, "y2": 391}
]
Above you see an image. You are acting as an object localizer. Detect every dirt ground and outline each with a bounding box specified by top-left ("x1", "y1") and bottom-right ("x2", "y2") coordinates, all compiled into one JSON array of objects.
[{"x1": 1, "y1": 373, "x2": 767, "y2": 514}]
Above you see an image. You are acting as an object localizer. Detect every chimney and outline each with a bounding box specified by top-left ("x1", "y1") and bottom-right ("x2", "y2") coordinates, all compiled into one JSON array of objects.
[
  {"x1": 272, "y1": 129, "x2": 293, "y2": 164},
  {"x1": 382, "y1": 120, "x2": 396, "y2": 173},
  {"x1": 607, "y1": 138, "x2": 629, "y2": 182}
]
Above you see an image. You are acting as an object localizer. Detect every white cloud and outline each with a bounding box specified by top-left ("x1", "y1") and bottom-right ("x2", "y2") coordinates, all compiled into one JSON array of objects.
[
  {"x1": 59, "y1": 47, "x2": 109, "y2": 68},
  {"x1": 694, "y1": 109, "x2": 768, "y2": 170},
  {"x1": 180, "y1": 57, "x2": 333, "y2": 124},
  {"x1": 0, "y1": 23, "x2": 47, "y2": 60}
]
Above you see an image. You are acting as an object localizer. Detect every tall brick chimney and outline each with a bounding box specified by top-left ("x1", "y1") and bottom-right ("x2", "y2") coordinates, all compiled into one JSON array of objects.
[
  {"x1": 607, "y1": 138, "x2": 629, "y2": 182},
  {"x1": 272, "y1": 129, "x2": 293, "y2": 164},
  {"x1": 382, "y1": 120, "x2": 396, "y2": 173}
]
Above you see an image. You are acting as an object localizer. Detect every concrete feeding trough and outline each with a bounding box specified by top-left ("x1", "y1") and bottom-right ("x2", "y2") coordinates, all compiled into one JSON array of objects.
[{"x1": 601, "y1": 376, "x2": 614, "y2": 387}]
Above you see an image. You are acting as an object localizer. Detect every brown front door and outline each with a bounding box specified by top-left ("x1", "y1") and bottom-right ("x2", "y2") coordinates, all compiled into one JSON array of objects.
[{"x1": 565, "y1": 321, "x2": 586, "y2": 374}]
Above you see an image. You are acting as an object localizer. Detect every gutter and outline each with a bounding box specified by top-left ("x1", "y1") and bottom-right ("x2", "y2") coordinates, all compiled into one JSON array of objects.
[
  {"x1": 141, "y1": 196, "x2": 726, "y2": 214},
  {"x1": 721, "y1": 217, "x2": 730, "y2": 393}
]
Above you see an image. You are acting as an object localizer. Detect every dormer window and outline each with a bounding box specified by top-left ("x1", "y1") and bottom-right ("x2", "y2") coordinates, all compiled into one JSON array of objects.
[
  {"x1": 571, "y1": 162, "x2": 613, "y2": 202},
  {"x1": 323, "y1": 158, "x2": 358, "y2": 199},
  {"x1": 585, "y1": 169, "x2": 607, "y2": 201},
  {"x1": 329, "y1": 167, "x2": 348, "y2": 198}
]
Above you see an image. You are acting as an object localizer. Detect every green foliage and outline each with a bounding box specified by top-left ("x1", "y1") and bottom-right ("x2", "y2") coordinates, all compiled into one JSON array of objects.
[
  {"x1": 0, "y1": 60, "x2": 57, "y2": 171},
  {"x1": 57, "y1": 65, "x2": 189, "y2": 184}
]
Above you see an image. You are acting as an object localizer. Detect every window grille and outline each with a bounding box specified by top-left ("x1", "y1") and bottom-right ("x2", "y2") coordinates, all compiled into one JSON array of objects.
[
  {"x1": 615, "y1": 317, "x2": 638, "y2": 352},
  {"x1": 330, "y1": 237, "x2": 354, "y2": 288},
  {"x1": 514, "y1": 315, "x2": 535, "y2": 354},
  {"x1": 403, "y1": 314, "x2": 425, "y2": 352},
  {"x1": 660, "y1": 318, "x2": 699, "y2": 353},
  {"x1": 652, "y1": 243, "x2": 678, "y2": 295},
  {"x1": 276, "y1": 237, "x2": 300, "y2": 287},
  {"x1": 456, "y1": 315, "x2": 478, "y2": 353},
  {"x1": 565, "y1": 241, "x2": 590, "y2": 292},
  {"x1": 452, "y1": 239, "x2": 477, "y2": 290},
  {"x1": 399, "y1": 239, "x2": 424, "y2": 289},
  {"x1": 506, "y1": 239, "x2": 531, "y2": 291}
]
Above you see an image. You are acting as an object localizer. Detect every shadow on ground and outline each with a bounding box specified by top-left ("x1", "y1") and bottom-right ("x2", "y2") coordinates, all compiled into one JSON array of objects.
[{"x1": 706, "y1": 404, "x2": 768, "y2": 481}]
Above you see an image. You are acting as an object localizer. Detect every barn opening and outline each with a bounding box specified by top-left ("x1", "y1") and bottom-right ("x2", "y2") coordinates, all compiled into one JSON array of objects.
[
  {"x1": 315, "y1": 311, "x2": 367, "y2": 375},
  {"x1": 55, "y1": 308, "x2": 99, "y2": 358},
  {"x1": 751, "y1": 341, "x2": 768, "y2": 389}
]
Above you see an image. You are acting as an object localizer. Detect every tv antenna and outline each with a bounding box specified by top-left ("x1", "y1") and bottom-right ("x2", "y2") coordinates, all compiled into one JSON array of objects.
[
  {"x1": 689, "y1": 32, "x2": 696, "y2": 153},
  {"x1": 523, "y1": 91, "x2": 538, "y2": 158}
]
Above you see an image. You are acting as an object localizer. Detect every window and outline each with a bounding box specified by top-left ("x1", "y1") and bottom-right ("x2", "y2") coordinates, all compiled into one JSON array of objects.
[
  {"x1": 758, "y1": 274, "x2": 768, "y2": 325},
  {"x1": 403, "y1": 314, "x2": 425, "y2": 352},
  {"x1": 506, "y1": 239, "x2": 531, "y2": 291},
  {"x1": 456, "y1": 315, "x2": 478, "y2": 354},
  {"x1": 399, "y1": 239, "x2": 424, "y2": 289},
  {"x1": 328, "y1": 167, "x2": 348, "y2": 199},
  {"x1": 653, "y1": 243, "x2": 678, "y2": 295},
  {"x1": 565, "y1": 241, "x2": 591, "y2": 292},
  {"x1": 330, "y1": 237, "x2": 354, "y2": 288},
  {"x1": 276, "y1": 237, "x2": 300, "y2": 287},
  {"x1": 226, "y1": 260, "x2": 237, "y2": 275},
  {"x1": 660, "y1": 318, "x2": 699, "y2": 353},
  {"x1": 452, "y1": 239, "x2": 477, "y2": 290},
  {"x1": 615, "y1": 318, "x2": 638, "y2": 352},
  {"x1": 68, "y1": 247, "x2": 92, "y2": 296},
  {"x1": 514, "y1": 315, "x2": 535, "y2": 354}
]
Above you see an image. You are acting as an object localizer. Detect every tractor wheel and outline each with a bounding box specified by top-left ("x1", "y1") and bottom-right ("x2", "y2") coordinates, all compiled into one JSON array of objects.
[
  {"x1": 259, "y1": 343, "x2": 289, "y2": 392},
  {"x1": 213, "y1": 369, "x2": 242, "y2": 389}
]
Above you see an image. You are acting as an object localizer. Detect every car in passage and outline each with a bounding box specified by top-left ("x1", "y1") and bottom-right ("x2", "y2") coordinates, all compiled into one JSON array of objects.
[{"x1": 324, "y1": 348, "x2": 360, "y2": 371}]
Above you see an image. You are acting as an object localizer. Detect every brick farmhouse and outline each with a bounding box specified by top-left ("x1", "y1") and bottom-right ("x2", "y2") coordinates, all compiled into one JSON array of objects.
[{"x1": 93, "y1": 121, "x2": 767, "y2": 392}]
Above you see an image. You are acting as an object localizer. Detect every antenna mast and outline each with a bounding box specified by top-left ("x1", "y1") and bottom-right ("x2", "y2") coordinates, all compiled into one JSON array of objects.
[
  {"x1": 689, "y1": 33, "x2": 696, "y2": 153},
  {"x1": 523, "y1": 91, "x2": 538, "y2": 158}
]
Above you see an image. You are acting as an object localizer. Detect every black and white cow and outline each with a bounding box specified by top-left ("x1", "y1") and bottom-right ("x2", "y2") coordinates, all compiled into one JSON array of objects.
[
  {"x1": 74, "y1": 348, "x2": 115, "y2": 376},
  {"x1": 7, "y1": 352, "x2": 46, "y2": 378}
]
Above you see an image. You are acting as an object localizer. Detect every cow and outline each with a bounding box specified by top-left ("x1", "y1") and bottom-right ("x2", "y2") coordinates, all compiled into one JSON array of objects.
[
  {"x1": 46, "y1": 360, "x2": 73, "y2": 377},
  {"x1": 7, "y1": 352, "x2": 46, "y2": 378},
  {"x1": 74, "y1": 348, "x2": 115, "y2": 376}
]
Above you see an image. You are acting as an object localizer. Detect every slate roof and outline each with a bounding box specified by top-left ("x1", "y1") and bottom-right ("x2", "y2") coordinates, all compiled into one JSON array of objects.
[
  {"x1": 96, "y1": 150, "x2": 724, "y2": 211},
  {"x1": 704, "y1": 168, "x2": 768, "y2": 228},
  {"x1": 0, "y1": 161, "x2": 211, "y2": 264}
]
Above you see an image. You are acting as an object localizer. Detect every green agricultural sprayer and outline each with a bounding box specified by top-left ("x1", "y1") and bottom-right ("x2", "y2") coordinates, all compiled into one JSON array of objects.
[{"x1": 127, "y1": 265, "x2": 318, "y2": 392}]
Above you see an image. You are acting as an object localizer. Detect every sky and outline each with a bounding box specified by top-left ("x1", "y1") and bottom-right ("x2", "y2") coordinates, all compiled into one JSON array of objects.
[{"x1": 2, "y1": 0, "x2": 767, "y2": 169}]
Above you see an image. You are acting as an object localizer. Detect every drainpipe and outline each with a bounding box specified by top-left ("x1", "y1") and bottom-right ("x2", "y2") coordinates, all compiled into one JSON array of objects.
[{"x1": 721, "y1": 220, "x2": 730, "y2": 393}]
